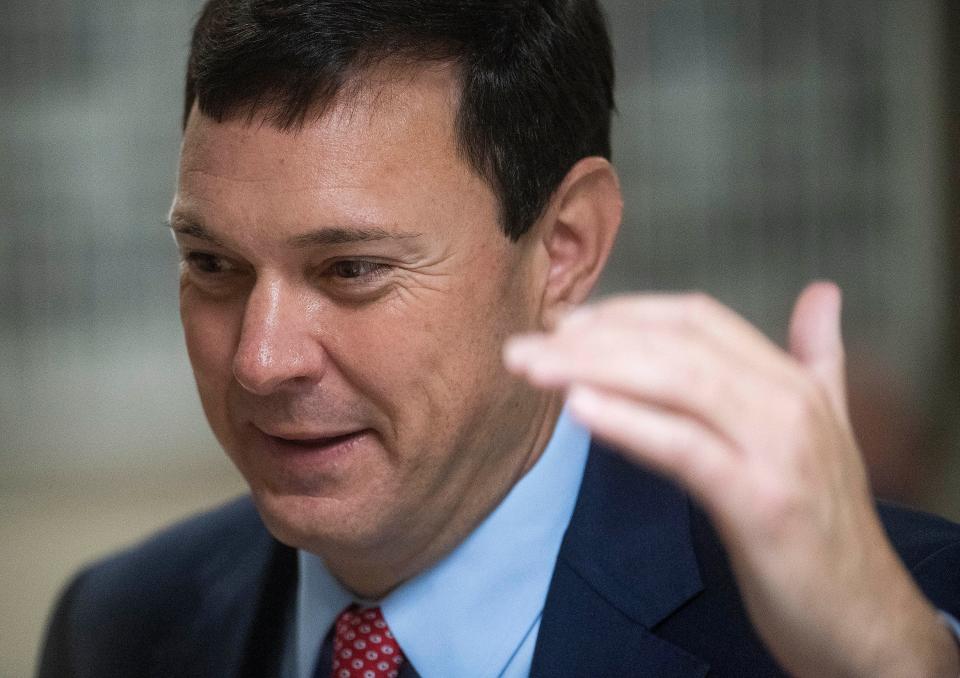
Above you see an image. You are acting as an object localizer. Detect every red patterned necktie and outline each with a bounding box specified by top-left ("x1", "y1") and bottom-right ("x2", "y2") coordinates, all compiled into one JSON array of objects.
[{"x1": 332, "y1": 605, "x2": 406, "y2": 678}]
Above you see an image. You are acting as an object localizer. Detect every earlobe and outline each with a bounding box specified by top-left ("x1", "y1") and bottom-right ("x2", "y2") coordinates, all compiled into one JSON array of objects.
[{"x1": 539, "y1": 156, "x2": 623, "y2": 328}]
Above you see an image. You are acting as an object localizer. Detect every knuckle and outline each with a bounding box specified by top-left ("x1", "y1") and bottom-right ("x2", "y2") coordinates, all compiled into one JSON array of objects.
[
  {"x1": 758, "y1": 490, "x2": 796, "y2": 527},
  {"x1": 664, "y1": 421, "x2": 711, "y2": 465},
  {"x1": 777, "y1": 378, "x2": 822, "y2": 432},
  {"x1": 749, "y1": 475, "x2": 807, "y2": 534}
]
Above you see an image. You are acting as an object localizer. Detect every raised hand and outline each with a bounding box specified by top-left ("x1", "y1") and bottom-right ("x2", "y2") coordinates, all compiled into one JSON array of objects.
[{"x1": 504, "y1": 282, "x2": 958, "y2": 677}]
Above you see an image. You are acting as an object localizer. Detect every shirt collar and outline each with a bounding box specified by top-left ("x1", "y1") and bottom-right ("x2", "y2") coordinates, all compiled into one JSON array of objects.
[{"x1": 296, "y1": 408, "x2": 590, "y2": 678}]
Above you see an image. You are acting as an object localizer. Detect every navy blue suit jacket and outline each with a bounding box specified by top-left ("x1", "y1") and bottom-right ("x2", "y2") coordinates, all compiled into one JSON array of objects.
[{"x1": 39, "y1": 443, "x2": 960, "y2": 677}]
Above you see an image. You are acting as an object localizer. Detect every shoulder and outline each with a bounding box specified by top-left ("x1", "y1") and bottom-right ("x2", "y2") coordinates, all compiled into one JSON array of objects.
[
  {"x1": 38, "y1": 496, "x2": 275, "y2": 678},
  {"x1": 73, "y1": 495, "x2": 269, "y2": 605}
]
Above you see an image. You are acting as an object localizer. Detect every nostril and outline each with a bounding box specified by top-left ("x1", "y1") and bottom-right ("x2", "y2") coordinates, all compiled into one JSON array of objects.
[
  {"x1": 233, "y1": 334, "x2": 325, "y2": 395},
  {"x1": 233, "y1": 337, "x2": 283, "y2": 395},
  {"x1": 233, "y1": 279, "x2": 326, "y2": 393}
]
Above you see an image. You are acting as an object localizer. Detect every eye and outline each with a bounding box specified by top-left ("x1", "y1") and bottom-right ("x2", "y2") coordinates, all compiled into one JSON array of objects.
[
  {"x1": 183, "y1": 251, "x2": 237, "y2": 275},
  {"x1": 329, "y1": 260, "x2": 390, "y2": 281}
]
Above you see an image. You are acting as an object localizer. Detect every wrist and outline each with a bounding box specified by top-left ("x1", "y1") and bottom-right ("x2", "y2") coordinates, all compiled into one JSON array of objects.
[
  {"x1": 932, "y1": 613, "x2": 960, "y2": 678},
  {"x1": 870, "y1": 605, "x2": 960, "y2": 678}
]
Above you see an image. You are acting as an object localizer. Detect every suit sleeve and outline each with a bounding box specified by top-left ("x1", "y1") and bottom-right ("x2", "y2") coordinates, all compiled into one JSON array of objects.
[
  {"x1": 36, "y1": 570, "x2": 88, "y2": 678},
  {"x1": 914, "y1": 541, "x2": 960, "y2": 620}
]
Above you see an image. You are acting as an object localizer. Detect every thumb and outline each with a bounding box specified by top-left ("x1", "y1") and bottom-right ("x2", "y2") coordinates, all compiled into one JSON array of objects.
[{"x1": 789, "y1": 281, "x2": 847, "y2": 412}]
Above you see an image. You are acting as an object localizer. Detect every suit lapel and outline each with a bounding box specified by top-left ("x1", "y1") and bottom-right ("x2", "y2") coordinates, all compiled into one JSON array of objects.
[
  {"x1": 239, "y1": 542, "x2": 299, "y2": 677},
  {"x1": 531, "y1": 443, "x2": 709, "y2": 677},
  {"x1": 147, "y1": 503, "x2": 295, "y2": 678}
]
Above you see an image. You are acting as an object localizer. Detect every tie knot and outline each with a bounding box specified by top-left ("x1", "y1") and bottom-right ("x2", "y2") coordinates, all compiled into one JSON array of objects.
[{"x1": 332, "y1": 605, "x2": 405, "y2": 678}]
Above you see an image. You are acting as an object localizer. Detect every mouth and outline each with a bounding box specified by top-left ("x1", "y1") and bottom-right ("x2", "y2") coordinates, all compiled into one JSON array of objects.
[{"x1": 252, "y1": 425, "x2": 373, "y2": 462}]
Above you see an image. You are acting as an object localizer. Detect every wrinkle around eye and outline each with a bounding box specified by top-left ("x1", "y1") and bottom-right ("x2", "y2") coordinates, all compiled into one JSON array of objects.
[{"x1": 383, "y1": 269, "x2": 455, "y2": 306}]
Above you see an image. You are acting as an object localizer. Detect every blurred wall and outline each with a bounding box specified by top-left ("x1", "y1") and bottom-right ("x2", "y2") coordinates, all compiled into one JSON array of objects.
[
  {"x1": 1, "y1": 1, "x2": 957, "y2": 675},
  {"x1": 601, "y1": 0, "x2": 957, "y2": 511},
  {"x1": 1, "y1": 2, "x2": 217, "y2": 476},
  {"x1": 1, "y1": 4, "x2": 246, "y2": 676}
]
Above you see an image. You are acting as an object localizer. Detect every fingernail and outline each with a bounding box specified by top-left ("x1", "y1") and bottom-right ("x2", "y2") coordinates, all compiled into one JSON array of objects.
[
  {"x1": 503, "y1": 335, "x2": 544, "y2": 368},
  {"x1": 567, "y1": 386, "x2": 602, "y2": 416}
]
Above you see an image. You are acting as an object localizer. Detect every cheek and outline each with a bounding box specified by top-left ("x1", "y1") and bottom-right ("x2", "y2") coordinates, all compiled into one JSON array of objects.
[
  {"x1": 180, "y1": 298, "x2": 240, "y2": 415},
  {"x1": 329, "y1": 314, "x2": 450, "y2": 423},
  {"x1": 331, "y1": 267, "x2": 527, "y2": 438}
]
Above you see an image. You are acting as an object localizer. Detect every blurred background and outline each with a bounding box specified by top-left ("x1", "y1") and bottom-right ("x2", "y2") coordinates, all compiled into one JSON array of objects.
[{"x1": 2, "y1": 0, "x2": 959, "y2": 674}]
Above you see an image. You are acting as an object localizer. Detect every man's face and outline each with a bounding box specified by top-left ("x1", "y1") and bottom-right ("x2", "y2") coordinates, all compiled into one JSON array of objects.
[{"x1": 170, "y1": 65, "x2": 551, "y2": 563}]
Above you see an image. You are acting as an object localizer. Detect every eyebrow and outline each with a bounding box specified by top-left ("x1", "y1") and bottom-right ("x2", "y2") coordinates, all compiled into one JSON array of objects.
[
  {"x1": 168, "y1": 219, "x2": 227, "y2": 247},
  {"x1": 167, "y1": 217, "x2": 422, "y2": 248},
  {"x1": 287, "y1": 227, "x2": 422, "y2": 247}
]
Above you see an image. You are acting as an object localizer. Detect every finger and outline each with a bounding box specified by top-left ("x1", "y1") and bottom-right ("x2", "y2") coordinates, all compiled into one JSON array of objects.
[
  {"x1": 566, "y1": 384, "x2": 737, "y2": 505},
  {"x1": 788, "y1": 281, "x2": 847, "y2": 413},
  {"x1": 505, "y1": 323, "x2": 801, "y2": 452},
  {"x1": 561, "y1": 292, "x2": 791, "y2": 376}
]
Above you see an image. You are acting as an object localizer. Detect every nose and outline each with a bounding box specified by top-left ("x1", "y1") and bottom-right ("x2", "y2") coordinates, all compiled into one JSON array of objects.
[{"x1": 232, "y1": 277, "x2": 326, "y2": 395}]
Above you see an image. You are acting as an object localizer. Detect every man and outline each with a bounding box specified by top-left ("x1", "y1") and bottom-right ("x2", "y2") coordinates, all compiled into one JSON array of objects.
[{"x1": 38, "y1": 1, "x2": 960, "y2": 676}]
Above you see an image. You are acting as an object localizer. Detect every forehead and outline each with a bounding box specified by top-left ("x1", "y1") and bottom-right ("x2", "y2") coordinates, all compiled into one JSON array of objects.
[{"x1": 173, "y1": 62, "x2": 494, "y2": 239}]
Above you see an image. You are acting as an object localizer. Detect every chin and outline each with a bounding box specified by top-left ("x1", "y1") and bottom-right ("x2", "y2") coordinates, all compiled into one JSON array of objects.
[{"x1": 250, "y1": 486, "x2": 391, "y2": 555}]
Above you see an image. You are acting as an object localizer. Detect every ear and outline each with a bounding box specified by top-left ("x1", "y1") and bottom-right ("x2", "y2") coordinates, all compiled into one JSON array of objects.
[{"x1": 536, "y1": 156, "x2": 622, "y2": 328}]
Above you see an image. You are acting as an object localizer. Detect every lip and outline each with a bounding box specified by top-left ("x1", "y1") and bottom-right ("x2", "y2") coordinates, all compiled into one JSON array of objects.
[
  {"x1": 251, "y1": 425, "x2": 372, "y2": 463},
  {"x1": 258, "y1": 427, "x2": 364, "y2": 442}
]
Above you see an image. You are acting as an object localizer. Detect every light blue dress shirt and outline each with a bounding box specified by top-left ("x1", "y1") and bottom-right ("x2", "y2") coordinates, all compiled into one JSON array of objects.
[
  {"x1": 286, "y1": 409, "x2": 591, "y2": 678},
  {"x1": 282, "y1": 409, "x2": 960, "y2": 676}
]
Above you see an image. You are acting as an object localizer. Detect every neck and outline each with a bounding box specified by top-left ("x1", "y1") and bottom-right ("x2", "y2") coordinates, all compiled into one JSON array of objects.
[{"x1": 324, "y1": 393, "x2": 564, "y2": 599}]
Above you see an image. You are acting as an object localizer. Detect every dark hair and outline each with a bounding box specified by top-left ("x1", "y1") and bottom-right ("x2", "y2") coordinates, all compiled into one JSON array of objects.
[{"x1": 184, "y1": 0, "x2": 614, "y2": 240}]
